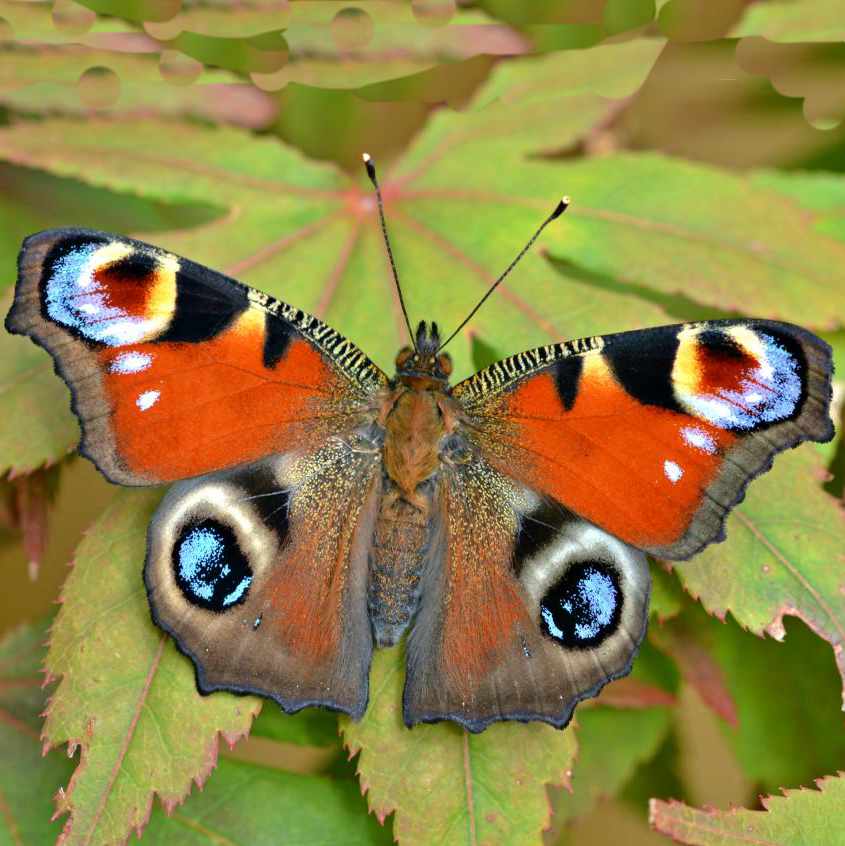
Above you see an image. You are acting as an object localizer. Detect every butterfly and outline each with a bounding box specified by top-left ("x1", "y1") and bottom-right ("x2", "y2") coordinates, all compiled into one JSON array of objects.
[{"x1": 6, "y1": 155, "x2": 834, "y2": 733}]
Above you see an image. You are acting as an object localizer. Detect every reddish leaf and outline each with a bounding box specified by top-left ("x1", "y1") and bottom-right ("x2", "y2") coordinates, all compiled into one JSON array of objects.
[
  {"x1": 651, "y1": 625, "x2": 738, "y2": 728},
  {"x1": 9, "y1": 471, "x2": 52, "y2": 581},
  {"x1": 593, "y1": 677, "x2": 678, "y2": 711},
  {"x1": 650, "y1": 773, "x2": 845, "y2": 845}
]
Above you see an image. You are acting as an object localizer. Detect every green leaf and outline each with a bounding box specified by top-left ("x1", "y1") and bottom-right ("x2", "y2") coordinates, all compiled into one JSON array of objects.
[
  {"x1": 649, "y1": 562, "x2": 684, "y2": 623},
  {"x1": 550, "y1": 705, "x2": 670, "y2": 834},
  {"x1": 671, "y1": 448, "x2": 845, "y2": 709},
  {"x1": 540, "y1": 154, "x2": 845, "y2": 329},
  {"x1": 0, "y1": 292, "x2": 80, "y2": 476},
  {"x1": 341, "y1": 645, "x2": 578, "y2": 846},
  {"x1": 0, "y1": 618, "x2": 75, "y2": 845},
  {"x1": 43, "y1": 489, "x2": 262, "y2": 846},
  {"x1": 650, "y1": 773, "x2": 845, "y2": 845},
  {"x1": 0, "y1": 46, "x2": 278, "y2": 127},
  {"x1": 676, "y1": 607, "x2": 845, "y2": 795},
  {"x1": 750, "y1": 169, "x2": 845, "y2": 242},
  {"x1": 251, "y1": 702, "x2": 340, "y2": 749},
  {"x1": 0, "y1": 159, "x2": 223, "y2": 287},
  {"x1": 140, "y1": 758, "x2": 391, "y2": 845},
  {"x1": 734, "y1": 0, "x2": 845, "y2": 43}
]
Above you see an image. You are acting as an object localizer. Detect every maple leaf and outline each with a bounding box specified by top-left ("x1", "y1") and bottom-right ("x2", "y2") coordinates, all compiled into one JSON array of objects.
[
  {"x1": 0, "y1": 36, "x2": 843, "y2": 845},
  {"x1": 671, "y1": 449, "x2": 845, "y2": 708},
  {"x1": 0, "y1": 619, "x2": 74, "y2": 844},
  {"x1": 42, "y1": 490, "x2": 261, "y2": 845},
  {"x1": 341, "y1": 645, "x2": 578, "y2": 846},
  {"x1": 650, "y1": 772, "x2": 845, "y2": 845}
]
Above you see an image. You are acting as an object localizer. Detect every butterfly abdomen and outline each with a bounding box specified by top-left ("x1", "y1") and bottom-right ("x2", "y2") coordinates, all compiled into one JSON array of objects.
[{"x1": 369, "y1": 493, "x2": 431, "y2": 646}]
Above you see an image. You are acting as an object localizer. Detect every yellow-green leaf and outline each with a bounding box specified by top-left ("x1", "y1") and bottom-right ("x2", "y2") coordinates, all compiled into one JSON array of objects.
[
  {"x1": 43, "y1": 489, "x2": 262, "y2": 846},
  {"x1": 672, "y1": 449, "x2": 845, "y2": 707},
  {"x1": 0, "y1": 618, "x2": 74, "y2": 845},
  {"x1": 341, "y1": 645, "x2": 578, "y2": 846},
  {"x1": 650, "y1": 773, "x2": 845, "y2": 845}
]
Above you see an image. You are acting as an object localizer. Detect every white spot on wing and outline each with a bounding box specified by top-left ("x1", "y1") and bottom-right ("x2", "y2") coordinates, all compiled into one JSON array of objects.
[
  {"x1": 136, "y1": 389, "x2": 160, "y2": 411},
  {"x1": 110, "y1": 351, "x2": 153, "y2": 374},
  {"x1": 664, "y1": 460, "x2": 683, "y2": 484},
  {"x1": 681, "y1": 426, "x2": 717, "y2": 454}
]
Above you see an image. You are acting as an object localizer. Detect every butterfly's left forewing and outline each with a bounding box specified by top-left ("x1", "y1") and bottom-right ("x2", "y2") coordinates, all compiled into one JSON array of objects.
[{"x1": 7, "y1": 228, "x2": 387, "y2": 485}]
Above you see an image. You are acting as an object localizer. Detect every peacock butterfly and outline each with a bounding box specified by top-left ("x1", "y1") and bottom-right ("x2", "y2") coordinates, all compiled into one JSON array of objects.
[{"x1": 5, "y1": 155, "x2": 834, "y2": 732}]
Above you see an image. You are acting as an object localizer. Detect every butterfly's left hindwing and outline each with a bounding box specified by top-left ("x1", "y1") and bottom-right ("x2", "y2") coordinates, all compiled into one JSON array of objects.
[
  {"x1": 6, "y1": 228, "x2": 387, "y2": 485},
  {"x1": 145, "y1": 438, "x2": 381, "y2": 718},
  {"x1": 454, "y1": 320, "x2": 834, "y2": 559}
]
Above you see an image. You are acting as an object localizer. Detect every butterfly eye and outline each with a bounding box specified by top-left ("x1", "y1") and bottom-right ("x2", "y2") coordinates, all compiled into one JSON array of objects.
[
  {"x1": 436, "y1": 353, "x2": 453, "y2": 377},
  {"x1": 172, "y1": 518, "x2": 253, "y2": 612},
  {"x1": 395, "y1": 347, "x2": 415, "y2": 370}
]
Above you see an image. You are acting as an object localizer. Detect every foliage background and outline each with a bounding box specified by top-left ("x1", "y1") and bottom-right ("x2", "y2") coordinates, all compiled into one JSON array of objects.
[{"x1": 0, "y1": 1, "x2": 844, "y2": 844}]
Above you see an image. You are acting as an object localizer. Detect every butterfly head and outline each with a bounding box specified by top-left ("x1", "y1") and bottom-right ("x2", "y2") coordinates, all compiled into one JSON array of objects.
[{"x1": 395, "y1": 321, "x2": 453, "y2": 386}]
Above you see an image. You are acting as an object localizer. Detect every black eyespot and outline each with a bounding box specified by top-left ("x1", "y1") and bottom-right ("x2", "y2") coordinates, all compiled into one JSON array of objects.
[
  {"x1": 173, "y1": 519, "x2": 253, "y2": 611},
  {"x1": 540, "y1": 561, "x2": 622, "y2": 649}
]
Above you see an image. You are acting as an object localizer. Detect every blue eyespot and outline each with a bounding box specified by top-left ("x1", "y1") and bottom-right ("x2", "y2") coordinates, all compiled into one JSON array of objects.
[
  {"x1": 540, "y1": 561, "x2": 622, "y2": 648},
  {"x1": 173, "y1": 519, "x2": 252, "y2": 611}
]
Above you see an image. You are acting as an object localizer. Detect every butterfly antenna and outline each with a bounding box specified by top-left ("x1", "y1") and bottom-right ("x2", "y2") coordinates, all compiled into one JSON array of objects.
[
  {"x1": 437, "y1": 197, "x2": 570, "y2": 352},
  {"x1": 363, "y1": 153, "x2": 416, "y2": 350}
]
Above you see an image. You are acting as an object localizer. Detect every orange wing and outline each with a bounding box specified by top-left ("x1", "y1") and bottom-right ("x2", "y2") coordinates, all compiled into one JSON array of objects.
[
  {"x1": 7, "y1": 229, "x2": 387, "y2": 484},
  {"x1": 453, "y1": 321, "x2": 833, "y2": 559}
]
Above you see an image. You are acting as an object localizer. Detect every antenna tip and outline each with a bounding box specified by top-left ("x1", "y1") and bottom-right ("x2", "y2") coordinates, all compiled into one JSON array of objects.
[
  {"x1": 550, "y1": 196, "x2": 571, "y2": 219},
  {"x1": 362, "y1": 152, "x2": 376, "y2": 182}
]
